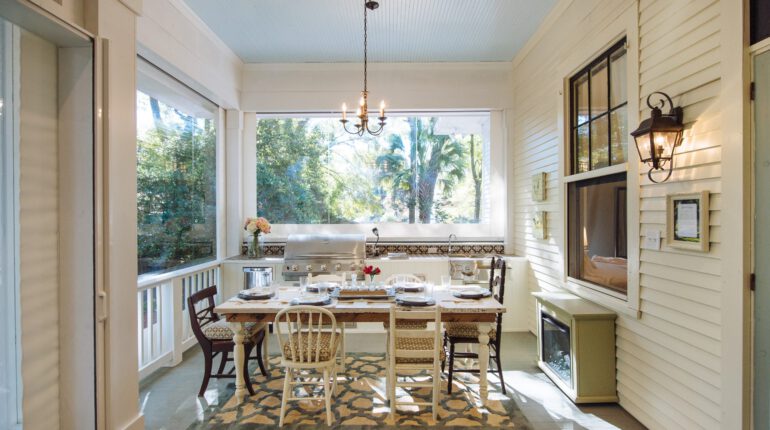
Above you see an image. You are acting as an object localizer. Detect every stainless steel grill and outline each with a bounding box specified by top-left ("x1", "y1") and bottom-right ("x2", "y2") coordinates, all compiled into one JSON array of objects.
[{"x1": 282, "y1": 233, "x2": 367, "y2": 281}]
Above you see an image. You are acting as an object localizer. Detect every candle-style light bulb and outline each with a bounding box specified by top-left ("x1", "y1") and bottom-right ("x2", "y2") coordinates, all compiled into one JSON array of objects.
[
  {"x1": 359, "y1": 96, "x2": 365, "y2": 107},
  {"x1": 356, "y1": 107, "x2": 362, "y2": 117},
  {"x1": 342, "y1": 103, "x2": 347, "y2": 120},
  {"x1": 379, "y1": 100, "x2": 385, "y2": 117}
]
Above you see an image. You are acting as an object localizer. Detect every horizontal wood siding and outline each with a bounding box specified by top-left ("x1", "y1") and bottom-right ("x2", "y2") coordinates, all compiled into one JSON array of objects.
[{"x1": 511, "y1": 1, "x2": 724, "y2": 428}]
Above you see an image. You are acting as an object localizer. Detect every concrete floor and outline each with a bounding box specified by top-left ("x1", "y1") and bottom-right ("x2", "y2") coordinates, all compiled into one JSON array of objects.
[{"x1": 139, "y1": 332, "x2": 646, "y2": 430}]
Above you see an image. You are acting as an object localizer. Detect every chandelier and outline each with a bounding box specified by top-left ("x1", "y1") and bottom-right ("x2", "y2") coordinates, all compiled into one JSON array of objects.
[{"x1": 340, "y1": 0, "x2": 387, "y2": 136}]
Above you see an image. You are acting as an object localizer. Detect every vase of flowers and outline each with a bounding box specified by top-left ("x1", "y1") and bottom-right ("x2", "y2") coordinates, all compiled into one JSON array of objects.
[
  {"x1": 362, "y1": 265, "x2": 381, "y2": 286},
  {"x1": 244, "y1": 217, "x2": 271, "y2": 258}
]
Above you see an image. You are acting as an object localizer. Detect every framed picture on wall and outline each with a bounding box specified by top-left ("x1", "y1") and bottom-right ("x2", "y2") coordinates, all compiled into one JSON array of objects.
[
  {"x1": 666, "y1": 191, "x2": 710, "y2": 252},
  {"x1": 533, "y1": 211, "x2": 547, "y2": 240},
  {"x1": 532, "y1": 172, "x2": 547, "y2": 202}
]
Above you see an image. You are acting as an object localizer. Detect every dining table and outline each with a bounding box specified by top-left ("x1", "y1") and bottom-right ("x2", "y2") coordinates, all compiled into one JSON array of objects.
[{"x1": 214, "y1": 283, "x2": 506, "y2": 406}]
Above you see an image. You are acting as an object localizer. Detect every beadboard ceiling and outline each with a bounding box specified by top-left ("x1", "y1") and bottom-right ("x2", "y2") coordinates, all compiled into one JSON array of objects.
[{"x1": 183, "y1": 0, "x2": 557, "y2": 63}]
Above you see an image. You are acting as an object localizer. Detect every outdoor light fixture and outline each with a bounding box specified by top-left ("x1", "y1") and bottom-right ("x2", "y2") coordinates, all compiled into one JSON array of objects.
[
  {"x1": 631, "y1": 91, "x2": 684, "y2": 183},
  {"x1": 340, "y1": 0, "x2": 387, "y2": 136}
]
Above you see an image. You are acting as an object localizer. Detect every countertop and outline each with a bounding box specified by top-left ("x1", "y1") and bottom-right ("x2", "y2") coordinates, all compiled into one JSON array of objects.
[
  {"x1": 532, "y1": 291, "x2": 616, "y2": 319},
  {"x1": 224, "y1": 254, "x2": 525, "y2": 263}
]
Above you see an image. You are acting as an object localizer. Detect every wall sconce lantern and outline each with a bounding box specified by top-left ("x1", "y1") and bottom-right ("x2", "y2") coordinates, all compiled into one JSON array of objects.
[{"x1": 631, "y1": 91, "x2": 684, "y2": 183}]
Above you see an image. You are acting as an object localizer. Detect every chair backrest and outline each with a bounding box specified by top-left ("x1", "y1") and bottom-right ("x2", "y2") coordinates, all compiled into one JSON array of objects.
[
  {"x1": 309, "y1": 273, "x2": 346, "y2": 283},
  {"x1": 187, "y1": 286, "x2": 220, "y2": 344},
  {"x1": 384, "y1": 273, "x2": 423, "y2": 285},
  {"x1": 274, "y1": 305, "x2": 337, "y2": 363},
  {"x1": 389, "y1": 305, "x2": 441, "y2": 366},
  {"x1": 488, "y1": 256, "x2": 507, "y2": 338}
]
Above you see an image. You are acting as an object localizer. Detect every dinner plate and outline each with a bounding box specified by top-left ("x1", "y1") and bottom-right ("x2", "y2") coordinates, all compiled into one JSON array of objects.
[
  {"x1": 305, "y1": 282, "x2": 339, "y2": 293},
  {"x1": 395, "y1": 282, "x2": 425, "y2": 293},
  {"x1": 396, "y1": 295, "x2": 435, "y2": 307},
  {"x1": 452, "y1": 287, "x2": 492, "y2": 300},
  {"x1": 237, "y1": 289, "x2": 275, "y2": 301},
  {"x1": 290, "y1": 295, "x2": 333, "y2": 306}
]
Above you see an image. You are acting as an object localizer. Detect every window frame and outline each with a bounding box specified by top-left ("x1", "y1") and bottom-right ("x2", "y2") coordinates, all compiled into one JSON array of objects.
[
  {"x1": 569, "y1": 38, "x2": 628, "y2": 175},
  {"x1": 245, "y1": 110, "x2": 506, "y2": 242},
  {"x1": 135, "y1": 56, "x2": 225, "y2": 280},
  {"x1": 557, "y1": 4, "x2": 641, "y2": 317}
]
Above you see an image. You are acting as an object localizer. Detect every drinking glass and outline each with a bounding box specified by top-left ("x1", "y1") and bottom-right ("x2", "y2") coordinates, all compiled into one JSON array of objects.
[
  {"x1": 441, "y1": 275, "x2": 452, "y2": 290},
  {"x1": 350, "y1": 273, "x2": 358, "y2": 288},
  {"x1": 424, "y1": 282, "x2": 435, "y2": 300}
]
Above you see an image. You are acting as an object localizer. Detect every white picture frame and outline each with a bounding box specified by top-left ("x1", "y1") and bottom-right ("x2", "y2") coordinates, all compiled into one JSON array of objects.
[
  {"x1": 533, "y1": 211, "x2": 547, "y2": 240},
  {"x1": 532, "y1": 172, "x2": 547, "y2": 202},
  {"x1": 666, "y1": 191, "x2": 709, "y2": 252}
]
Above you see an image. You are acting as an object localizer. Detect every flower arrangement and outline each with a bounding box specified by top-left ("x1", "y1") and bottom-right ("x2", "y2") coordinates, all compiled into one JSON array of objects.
[
  {"x1": 244, "y1": 217, "x2": 271, "y2": 257},
  {"x1": 362, "y1": 265, "x2": 381, "y2": 283}
]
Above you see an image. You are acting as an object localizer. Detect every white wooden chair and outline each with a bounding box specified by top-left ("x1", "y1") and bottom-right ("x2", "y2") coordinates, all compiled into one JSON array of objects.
[
  {"x1": 387, "y1": 304, "x2": 443, "y2": 421},
  {"x1": 384, "y1": 273, "x2": 424, "y2": 285},
  {"x1": 306, "y1": 273, "x2": 347, "y2": 372},
  {"x1": 274, "y1": 306, "x2": 340, "y2": 426}
]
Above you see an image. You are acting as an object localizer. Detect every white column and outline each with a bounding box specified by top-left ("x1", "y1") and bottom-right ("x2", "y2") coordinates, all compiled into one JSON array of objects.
[
  {"x1": 242, "y1": 113, "x2": 258, "y2": 219},
  {"x1": 225, "y1": 109, "x2": 244, "y2": 257}
]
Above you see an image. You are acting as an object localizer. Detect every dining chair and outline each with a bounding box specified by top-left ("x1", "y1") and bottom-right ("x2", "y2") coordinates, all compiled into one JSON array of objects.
[
  {"x1": 442, "y1": 256, "x2": 507, "y2": 394},
  {"x1": 387, "y1": 304, "x2": 443, "y2": 421},
  {"x1": 306, "y1": 273, "x2": 347, "y2": 372},
  {"x1": 187, "y1": 286, "x2": 267, "y2": 397},
  {"x1": 274, "y1": 305, "x2": 340, "y2": 426},
  {"x1": 384, "y1": 273, "x2": 424, "y2": 284}
]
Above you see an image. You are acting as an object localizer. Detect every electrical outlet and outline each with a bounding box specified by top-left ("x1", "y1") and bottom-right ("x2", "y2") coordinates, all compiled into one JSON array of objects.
[{"x1": 642, "y1": 229, "x2": 661, "y2": 250}]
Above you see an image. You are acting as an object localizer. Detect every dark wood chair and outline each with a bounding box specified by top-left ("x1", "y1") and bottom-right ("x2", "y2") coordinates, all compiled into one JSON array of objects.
[
  {"x1": 442, "y1": 256, "x2": 507, "y2": 395},
  {"x1": 187, "y1": 286, "x2": 267, "y2": 397}
]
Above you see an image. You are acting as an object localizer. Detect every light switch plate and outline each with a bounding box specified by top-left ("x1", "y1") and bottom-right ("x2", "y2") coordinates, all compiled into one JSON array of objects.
[{"x1": 642, "y1": 229, "x2": 661, "y2": 250}]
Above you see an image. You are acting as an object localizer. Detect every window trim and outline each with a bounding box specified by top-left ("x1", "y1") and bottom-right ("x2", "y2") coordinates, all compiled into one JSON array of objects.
[
  {"x1": 556, "y1": 4, "x2": 640, "y2": 318},
  {"x1": 244, "y1": 110, "x2": 506, "y2": 242}
]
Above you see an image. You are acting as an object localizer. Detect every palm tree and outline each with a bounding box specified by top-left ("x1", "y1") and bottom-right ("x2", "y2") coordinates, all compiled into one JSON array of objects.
[{"x1": 377, "y1": 117, "x2": 466, "y2": 223}]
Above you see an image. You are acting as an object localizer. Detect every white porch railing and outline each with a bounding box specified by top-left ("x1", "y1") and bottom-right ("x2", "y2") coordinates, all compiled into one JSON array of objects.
[{"x1": 137, "y1": 261, "x2": 221, "y2": 380}]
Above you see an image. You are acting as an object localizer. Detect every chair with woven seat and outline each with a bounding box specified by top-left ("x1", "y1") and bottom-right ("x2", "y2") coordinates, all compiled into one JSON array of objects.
[
  {"x1": 442, "y1": 256, "x2": 507, "y2": 394},
  {"x1": 383, "y1": 274, "x2": 428, "y2": 330},
  {"x1": 387, "y1": 304, "x2": 443, "y2": 421},
  {"x1": 187, "y1": 286, "x2": 267, "y2": 397},
  {"x1": 275, "y1": 305, "x2": 340, "y2": 426},
  {"x1": 307, "y1": 273, "x2": 347, "y2": 372}
]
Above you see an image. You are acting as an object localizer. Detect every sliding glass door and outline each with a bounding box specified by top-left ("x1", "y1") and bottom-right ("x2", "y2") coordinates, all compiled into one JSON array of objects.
[{"x1": 0, "y1": 18, "x2": 20, "y2": 430}]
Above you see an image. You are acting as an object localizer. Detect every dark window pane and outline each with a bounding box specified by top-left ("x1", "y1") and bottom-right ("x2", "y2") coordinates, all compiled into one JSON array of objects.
[
  {"x1": 576, "y1": 124, "x2": 590, "y2": 173},
  {"x1": 610, "y1": 48, "x2": 627, "y2": 108},
  {"x1": 574, "y1": 74, "x2": 589, "y2": 125},
  {"x1": 590, "y1": 59, "x2": 608, "y2": 118},
  {"x1": 610, "y1": 106, "x2": 628, "y2": 165},
  {"x1": 590, "y1": 115, "x2": 609, "y2": 169},
  {"x1": 567, "y1": 173, "x2": 628, "y2": 294}
]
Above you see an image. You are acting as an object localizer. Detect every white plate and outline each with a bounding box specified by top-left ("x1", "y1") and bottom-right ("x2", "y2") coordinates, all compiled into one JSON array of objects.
[
  {"x1": 458, "y1": 287, "x2": 488, "y2": 296},
  {"x1": 399, "y1": 295, "x2": 430, "y2": 303}
]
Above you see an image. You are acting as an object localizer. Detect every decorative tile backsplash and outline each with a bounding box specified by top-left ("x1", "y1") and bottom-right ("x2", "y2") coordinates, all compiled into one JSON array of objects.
[{"x1": 241, "y1": 242, "x2": 505, "y2": 257}]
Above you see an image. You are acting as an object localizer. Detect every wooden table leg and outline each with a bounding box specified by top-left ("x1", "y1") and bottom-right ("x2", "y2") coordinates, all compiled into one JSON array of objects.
[
  {"x1": 229, "y1": 322, "x2": 248, "y2": 403},
  {"x1": 477, "y1": 322, "x2": 492, "y2": 405},
  {"x1": 263, "y1": 323, "x2": 270, "y2": 371}
]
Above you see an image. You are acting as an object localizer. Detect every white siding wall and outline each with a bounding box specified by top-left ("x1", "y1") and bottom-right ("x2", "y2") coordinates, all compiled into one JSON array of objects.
[{"x1": 511, "y1": 1, "x2": 728, "y2": 428}]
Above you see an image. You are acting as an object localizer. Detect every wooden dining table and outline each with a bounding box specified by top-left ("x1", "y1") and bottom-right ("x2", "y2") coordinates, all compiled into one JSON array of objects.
[{"x1": 214, "y1": 284, "x2": 506, "y2": 406}]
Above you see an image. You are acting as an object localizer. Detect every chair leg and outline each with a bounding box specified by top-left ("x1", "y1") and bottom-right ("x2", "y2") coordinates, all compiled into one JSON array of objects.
[
  {"x1": 432, "y1": 362, "x2": 440, "y2": 422},
  {"x1": 339, "y1": 325, "x2": 346, "y2": 373},
  {"x1": 441, "y1": 333, "x2": 447, "y2": 373},
  {"x1": 447, "y1": 341, "x2": 455, "y2": 395},
  {"x1": 198, "y1": 348, "x2": 213, "y2": 397},
  {"x1": 279, "y1": 368, "x2": 291, "y2": 427},
  {"x1": 243, "y1": 344, "x2": 256, "y2": 395},
  {"x1": 256, "y1": 336, "x2": 268, "y2": 377},
  {"x1": 323, "y1": 367, "x2": 333, "y2": 426},
  {"x1": 495, "y1": 348, "x2": 507, "y2": 395},
  {"x1": 216, "y1": 351, "x2": 228, "y2": 375}
]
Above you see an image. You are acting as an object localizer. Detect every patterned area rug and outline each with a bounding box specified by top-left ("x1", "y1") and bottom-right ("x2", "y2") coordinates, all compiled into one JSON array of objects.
[{"x1": 189, "y1": 354, "x2": 532, "y2": 429}]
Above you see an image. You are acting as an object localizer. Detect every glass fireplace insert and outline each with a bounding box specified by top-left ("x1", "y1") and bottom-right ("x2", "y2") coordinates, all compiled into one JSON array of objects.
[{"x1": 541, "y1": 312, "x2": 572, "y2": 386}]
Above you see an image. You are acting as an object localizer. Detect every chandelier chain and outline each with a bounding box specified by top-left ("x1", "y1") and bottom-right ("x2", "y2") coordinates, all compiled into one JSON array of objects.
[{"x1": 363, "y1": 0, "x2": 368, "y2": 93}]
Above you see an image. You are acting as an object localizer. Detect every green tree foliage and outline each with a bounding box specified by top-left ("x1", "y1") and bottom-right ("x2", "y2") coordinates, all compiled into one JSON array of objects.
[{"x1": 137, "y1": 94, "x2": 216, "y2": 275}]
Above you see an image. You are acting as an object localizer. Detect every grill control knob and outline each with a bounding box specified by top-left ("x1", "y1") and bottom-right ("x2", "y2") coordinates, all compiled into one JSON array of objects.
[
  {"x1": 305, "y1": 264, "x2": 313, "y2": 272},
  {"x1": 320, "y1": 264, "x2": 328, "y2": 272},
  {"x1": 290, "y1": 264, "x2": 298, "y2": 271},
  {"x1": 334, "y1": 263, "x2": 342, "y2": 271}
]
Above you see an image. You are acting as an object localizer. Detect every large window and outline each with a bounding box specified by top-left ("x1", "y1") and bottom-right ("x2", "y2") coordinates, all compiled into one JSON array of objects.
[
  {"x1": 136, "y1": 59, "x2": 219, "y2": 276},
  {"x1": 256, "y1": 113, "x2": 493, "y2": 232},
  {"x1": 567, "y1": 39, "x2": 629, "y2": 297}
]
